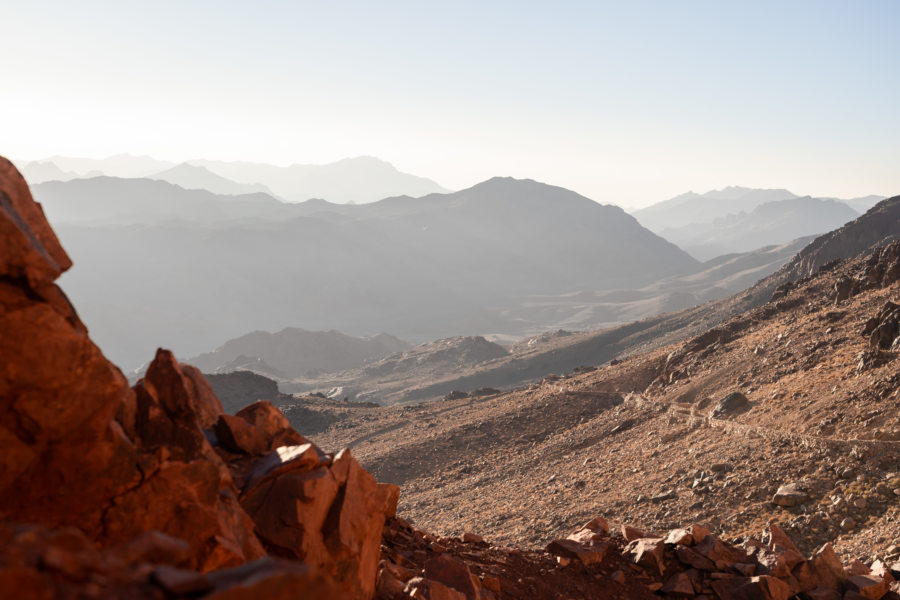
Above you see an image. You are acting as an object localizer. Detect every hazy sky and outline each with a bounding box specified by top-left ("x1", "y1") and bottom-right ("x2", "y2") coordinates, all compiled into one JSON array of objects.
[{"x1": 3, "y1": 1, "x2": 898, "y2": 208}]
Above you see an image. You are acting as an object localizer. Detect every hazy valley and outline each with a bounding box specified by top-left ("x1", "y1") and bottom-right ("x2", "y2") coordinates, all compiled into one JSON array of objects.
[{"x1": 22, "y1": 155, "x2": 875, "y2": 386}]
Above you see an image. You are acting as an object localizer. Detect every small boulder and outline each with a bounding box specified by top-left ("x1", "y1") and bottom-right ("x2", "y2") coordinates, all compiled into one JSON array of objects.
[
  {"x1": 710, "y1": 392, "x2": 751, "y2": 419},
  {"x1": 674, "y1": 545, "x2": 716, "y2": 571},
  {"x1": 801, "y1": 588, "x2": 841, "y2": 600},
  {"x1": 424, "y1": 555, "x2": 481, "y2": 599},
  {"x1": 844, "y1": 574, "x2": 888, "y2": 599},
  {"x1": 661, "y1": 571, "x2": 695, "y2": 596},
  {"x1": 626, "y1": 538, "x2": 666, "y2": 575},
  {"x1": 622, "y1": 525, "x2": 647, "y2": 542},
  {"x1": 405, "y1": 577, "x2": 467, "y2": 600},
  {"x1": 809, "y1": 543, "x2": 847, "y2": 589},
  {"x1": 651, "y1": 489, "x2": 677, "y2": 503},
  {"x1": 567, "y1": 517, "x2": 609, "y2": 545},
  {"x1": 546, "y1": 538, "x2": 608, "y2": 566},
  {"x1": 711, "y1": 575, "x2": 791, "y2": 600},
  {"x1": 772, "y1": 483, "x2": 809, "y2": 507},
  {"x1": 665, "y1": 528, "x2": 694, "y2": 546}
]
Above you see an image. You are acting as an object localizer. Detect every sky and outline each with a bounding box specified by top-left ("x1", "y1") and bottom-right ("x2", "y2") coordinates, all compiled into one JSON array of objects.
[{"x1": 2, "y1": 1, "x2": 899, "y2": 208}]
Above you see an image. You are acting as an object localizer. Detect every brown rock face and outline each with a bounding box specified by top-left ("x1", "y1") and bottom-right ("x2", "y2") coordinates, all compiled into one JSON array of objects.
[
  {"x1": 0, "y1": 157, "x2": 142, "y2": 538},
  {"x1": 240, "y1": 445, "x2": 397, "y2": 599},
  {"x1": 0, "y1": 157, "x2": 398, "y2": 598},
  {"x1": 626, "y1": 538, "x2": 667, "y2": 575},
  {"x1": 0, "y1": 158, "x2": 71, "y2": 285},
  {"x1": 109, "y1": 347, "x2": 265, "y2": 571},
  {"x1": 423, "y1": 555, "x2": 482, "y2": 599}
]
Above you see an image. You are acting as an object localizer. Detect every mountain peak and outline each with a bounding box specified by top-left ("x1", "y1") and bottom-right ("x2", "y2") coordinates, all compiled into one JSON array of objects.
[{"x1": 150, "y1": 162, "x2": 276, "y2": 197}]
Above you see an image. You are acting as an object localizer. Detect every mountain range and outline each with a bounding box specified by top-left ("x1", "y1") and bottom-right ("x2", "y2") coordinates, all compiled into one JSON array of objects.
[
  {"x1": 16, "y1": 153, "x2": 449, "y2": 203},
  {"x1": 631, "y1": 186, "x2": 801, "y2": 231},
  {"x1": 656, "y1": 196, "x2": 860, "y2": 260},
  {"x1": 38, "y1": 176, "x2": 697, "y2": 370},
  {"x1": 631, "y1": 186, "x2": 884, "y2": 260},
  {"x1": 26, "y1": 165, "x2": 889, "y2": 377},
  {"x1": 149, "y1": 163, "x2": 276, "y2": 197},
  {"x1": 632, "y1": 186, "x2": 884, "y2": 232}
]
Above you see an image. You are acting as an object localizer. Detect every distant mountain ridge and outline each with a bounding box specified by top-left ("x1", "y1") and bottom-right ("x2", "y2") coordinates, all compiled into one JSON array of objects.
[
  {"x1": 187, "y1": 156, "x2": 450, "y2": 203},
  {"x1": 15, "y1": 154, "x2": 449, "y2": 204},
  {"x1": 632, "y1": 186, "x2": 884, "y2": 234},
  {"x1": 658, "y1": 196, "x2": 860, "y2": 260},
  {"x1": 149, "y1": 163, "x2": 277, "y2": 197},
  {"x1": 32, "y1": 177, "x2": 284, "y2": 225},
  {"x1": 632, "y1": 186, "x2": 799, "y2": 231}
]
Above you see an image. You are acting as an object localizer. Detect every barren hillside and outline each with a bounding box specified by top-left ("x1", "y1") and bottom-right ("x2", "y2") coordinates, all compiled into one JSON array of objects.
[{"x1": 294, "y1": 239, "x2": 900, "y2": 565}]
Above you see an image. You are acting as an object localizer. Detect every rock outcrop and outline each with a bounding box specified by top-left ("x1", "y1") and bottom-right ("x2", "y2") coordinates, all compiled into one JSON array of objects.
[
  {"x1": 0, "y1": 157, "x2": 397, "y2": 598},
  {"x1": 781, "y1": 195, "x2": 900, "y2": 280},
  {"x1": 379, "y1": 517, "x2": 900, "y2": 600}
]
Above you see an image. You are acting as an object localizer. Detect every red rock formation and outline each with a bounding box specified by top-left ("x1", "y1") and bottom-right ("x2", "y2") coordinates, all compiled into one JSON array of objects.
[
  {"x1": 0, "y1": 157, "x2": 398, "y2": 598},
  {"x1": 0, "y1": 157, "x2": 142, "y2": 540}
]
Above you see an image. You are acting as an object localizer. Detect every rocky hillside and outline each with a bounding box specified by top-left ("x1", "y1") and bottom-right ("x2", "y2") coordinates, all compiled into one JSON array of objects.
[
  {"x1": 309, "y1": 237, "x2": 900, "y2": 570},
  {"x1": 779, "y1": 198, "x2": 900, "y2": 281}
]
